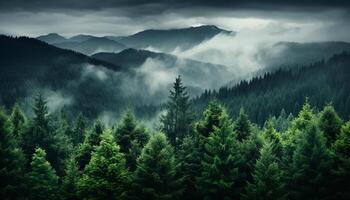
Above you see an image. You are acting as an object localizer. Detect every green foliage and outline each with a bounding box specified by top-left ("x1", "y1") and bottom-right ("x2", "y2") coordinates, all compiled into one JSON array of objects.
[
  {"x1": 197, "y1": 108, "x2": 244, "y2": 199},
  {"x1": 75, "y1": 120, "x2": 105, "y2": 170},
  {"x1": 0, "y1": 109, "x2": 26, "y2": 200},
  {"x1": 9, "y1": 103, "x2": 27, "y2": 140},
  {"x1": 331, "y1": 120, "x2": 350, "y2": 200},
  {"x1": 290, "y1": 118, "x2": 332, "y2": 200},
  {"x1": 178, "y1": 135, "x2": 202, "y2": 199},
  {"x1": 263, "y1": 120, "x2": 283, "y2": 159},
  {"x1": 72, "y1": 113, "x2": 87, "y2": 145},
  {"x1": 234, "y1": 108, "x2": 252, "y2": 142},
  {"x1": 319, "y1": 105, "x2": 343, "y2": 145},
  {"x1": 161, "y1": 75, "x2": 192, "y2": 150},
  {"x1": 134, "y1": 132, "x2": 181, "y2": 200},
  {"x1": 114, "y1": 110, "x2": 149, "y2": 170},
  {"x1": 62, "y1": 156, "x2": 80, "y2": 200},
  {"x1": 78, "y1": 130, "x2": 131, "y2": 200},
  {"x1": 28, "y1": 148, "x2": 60, "y2": 200},
  {"x1": 242, "y1": 143, "x2": 285, "y2": 200}
]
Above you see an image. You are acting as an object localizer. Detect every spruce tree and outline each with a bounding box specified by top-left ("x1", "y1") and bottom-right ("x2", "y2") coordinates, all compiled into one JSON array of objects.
[
  {"x1": 72, "y1": 113, "x2": 86, "y2": 145},
  {"x1": 62, "y1": 156, "x2": 80, "y2": 200},
  {"x1": 234, "y1": 108, "x2": 252, "y2": 142},
  {"x1": 161, "y1": 75, "x2": 192, "y2": 151},
  {"x1": 290, "y1": 120, "x2": 331, "y2": 200},
  {"x1": 134, "y1": 132, "x2": 181, "y2": 200},
  {"x1": 77, "y1": 130, "x2": 131, "y2": 200},
  {"x1": 28, "y1": 148, "x2": 60, "y2": 200},
  {"x1": 263, "y1": 120, "x2": 283, "y2": 159},
  {"x1": 331, "y1": 120, "x2": 350, "y2": 200},
  {"x1": 9, "y1": 103, "x2": 27, "y2": 140},
  {"x1": 114, "y1": 110, "x2": 149, "y2": 170},
  {"x1": 197, "y1": 109, "x2": 244, "y2": 199},
  {"x1": 75, "y1": 120, "x2": 105, "y2": 170},
  {"x1": 0, "y1": 109, "x2": 26, "y2": 200},
  {"x1": 319, "y1": 105, "x2": 342, "y2": 145},
  {"x1": 242, "y1": 142, "x2": 285, "y2": 200},
  {"x1": 178, "y1": 135, "x2": 202, "y2": 199}
]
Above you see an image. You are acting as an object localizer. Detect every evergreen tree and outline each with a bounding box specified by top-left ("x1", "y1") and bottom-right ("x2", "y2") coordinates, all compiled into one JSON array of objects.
[
  {"x1": 331, "y1": 120, "x2": 350, "y2": 200},
  {"x1": 234, "y1": 108, "x2": 252, "y2": 142},
  {"x1": 263, "y1": 120, "x2": 283, "y2": 159},
  {"x1": 134, "y1": 132, "x2": 181, "y2": 200},
  {"x1": 197, "y1": 109, "x2": 244, "y2": 199},
  {"x1": 319, "y1": 105, "x2": 342, "y2": 145},
  {"x1": 242, "y1": 143, "x2": 285, "y2": 200},
  {"x1": 9, "y1": 103, "x2": 27, "y2": 140},
  {"x1": 0, "y1": 109, "x2": 26, "y2": 200},
  {"x1": 75, "y1": 120, "x2": 105, "y2": 170},
  {"x1": 161, "y1": 76, "x2": 192, "y2": 151},
  {"x1": 28, "y1": 148, "x2": 60, "y2": 200},
  {"x1": 114, "y1": 110, "x2": 149, "y2": 170},
  {"x1": 72, "y1": 113, "x2": 86, "y2": 145},
  {"x1": 290, "y1": 119, "x2": 332, "y2": 200},
  {"x1": 62, "y1": 156, "x2": 81, "y2": 200},
  {"x1": 78, "y1": 130, "x2": 131, "y2": 200},
  {"x1": 178, "y1": 135, "x2": 202, "y2": 199},
  {"x1": 196, "y1": 101, "x2": 225, "y2": 139}
]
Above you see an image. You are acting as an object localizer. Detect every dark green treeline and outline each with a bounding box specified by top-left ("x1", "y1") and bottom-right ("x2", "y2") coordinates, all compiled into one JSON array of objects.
[{"x1": 1, "y1": 77, "x2": 350, "y2": 200}]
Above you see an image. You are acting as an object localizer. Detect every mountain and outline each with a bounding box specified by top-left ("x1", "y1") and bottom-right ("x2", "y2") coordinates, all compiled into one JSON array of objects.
[
  {"x1": 261, "y1": 41, "x2": 350, "y2": 68},
  {"x1": 36, "y1": 33, "x2": 67, "y2": 44},
  {"x1": 0, "y1": 35, "x2": 125, "y2": 118},
  {"x1": 192, "y1": 52, "x2": 350, "y2": 125},
  {"x1": 53, "y1": 37, "x2": 126, "y2": 55},
  {"x1": 68, "y1": 34, "x2": 97, "y2": 42},
  {"x1": 0, "y1": 35, "x2": 235, "y2": 119},
  {"x1": 92, "y1": 48, "x2": 235, "y2": 91},
  {"x1": 117, "y1": 25, "x2": 233, "y2": 52}
]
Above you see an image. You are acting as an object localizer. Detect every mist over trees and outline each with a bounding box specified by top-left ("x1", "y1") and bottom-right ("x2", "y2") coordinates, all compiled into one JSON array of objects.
[{"x1": 1, "y1": 74, "x2": 350, "y2": 200}]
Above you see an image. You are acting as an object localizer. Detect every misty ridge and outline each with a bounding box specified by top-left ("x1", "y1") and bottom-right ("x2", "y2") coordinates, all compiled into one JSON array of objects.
[{"x1": 1, "y1": 24, "x2": 350, "y2": 125}]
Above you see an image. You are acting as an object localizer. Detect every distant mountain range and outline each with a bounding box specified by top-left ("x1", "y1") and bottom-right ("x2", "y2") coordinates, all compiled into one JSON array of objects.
[{"x1": 36, "y1": 25, "x2": 233, "y2": 55}]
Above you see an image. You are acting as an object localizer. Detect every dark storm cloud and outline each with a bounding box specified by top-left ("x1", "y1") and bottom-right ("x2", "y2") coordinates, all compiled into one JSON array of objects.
[{"x1": 0, "y1": 0, "x2": 349, "y2": 13}]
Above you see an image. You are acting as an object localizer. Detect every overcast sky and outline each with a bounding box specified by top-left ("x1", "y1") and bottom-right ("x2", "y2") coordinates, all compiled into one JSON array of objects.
[{"x1": 0, "y1": 0, "x2": 349, "y2": 41}]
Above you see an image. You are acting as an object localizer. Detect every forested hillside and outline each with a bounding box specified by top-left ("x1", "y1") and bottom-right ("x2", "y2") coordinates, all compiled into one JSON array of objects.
[
  {"x1": 1, "y1": 75, "x2": 350, "y2": 200},
  {"x1": 192, "y1": 51, "x2": 350, "y2": 125}
]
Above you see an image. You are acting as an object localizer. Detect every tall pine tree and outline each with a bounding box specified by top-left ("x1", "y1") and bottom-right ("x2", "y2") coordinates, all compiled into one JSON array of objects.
[
  {"x1": 134, "y1": 132, "x2": 181, "y2": 200},
  {"x1": 161, "y1": 76, "x2": 192, "y2": 151},
  {"x1": 77, "y1": 130, "x2": 131, "y2": 200},
  {"x1": 319, "y1": 105, "x2": 342, "y2": 145},
  {"x1": 28, "y1": 148, "x2": 60, "y2": 200},
  {"x1": 0, "y1": 109, "x2": 26, "y2": 200},
  {"x1": 242, "y1": 142, "x2": 285, "y2": 200},
  {"x1": 197, "y1": 108, "x2": 244, "y2": 199}
]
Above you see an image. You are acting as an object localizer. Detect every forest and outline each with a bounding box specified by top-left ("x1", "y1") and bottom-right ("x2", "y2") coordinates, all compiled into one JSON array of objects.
[{"x1": 1, "y1": 75, "x2": 350, "y2": 200}]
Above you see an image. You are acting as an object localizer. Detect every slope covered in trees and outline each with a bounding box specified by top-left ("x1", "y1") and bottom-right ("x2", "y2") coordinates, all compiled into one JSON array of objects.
[{"x1": 193, "y1": 51, "x2": 350, "y2": 125}]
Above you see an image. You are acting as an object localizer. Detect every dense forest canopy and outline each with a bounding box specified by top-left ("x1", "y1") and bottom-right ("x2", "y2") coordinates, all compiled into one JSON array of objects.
[{"x1": 1, "y1": 77, "x2": 350, "y2": 199}]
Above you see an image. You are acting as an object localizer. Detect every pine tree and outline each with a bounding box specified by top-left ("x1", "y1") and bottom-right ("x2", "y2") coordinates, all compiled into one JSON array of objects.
[
  {"x1": 290, "y1": 120, "x2": 332, "y2": 200},
  {"x1": 197, "y1": 109, "x2": 244, "y2": 199},
  {"x1": 9, "y1": 103, "x2": 27, "y2": 140},
  {"x1": 161, "y1": 76, "x2": 192, "y2": 151},
  {"x1": 242, "y1": 143, "x2": 285, "y2": 200},
  {"x1": 178, "y1": 135, "x2": 202, "y2": 199},
  {"x1": 331, "y1": 120, "x2": 350, "y2": 200},
  {"x1": 263, "y1": 120, "x2": 283, "y2": 159},
  {"x1": 75, "y1": 120, "x2": 105, "y2": 170},
  {"x1": 114, "y1": 110, "x2": 149, "y2": 170},
  {"x1": 234, "y1": 108, "x2": 252, "y2": 142},
  {"x1": 72, "y1": 113, "x2": 86, "y2": 145},
  {"x1": 0, "y1": 109, "x2": 26, "y2": 200},
  {"x1": 77, "y1": 130, "x2": 131, "y2": 200},
  {"x1": 62, "y1": 156, "x2": 80, "y2": 200},
  {"x1": 134, "y1": 132, "x2": 181, "y2": 200},
  {"x1": 319, "y1": 105, "x2": 342, "y2": 145},
  {"x1": 28, "y1": 148, "x2": 60, "y2": 200}
]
